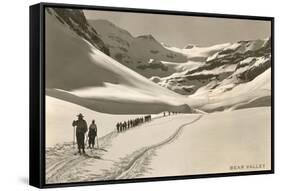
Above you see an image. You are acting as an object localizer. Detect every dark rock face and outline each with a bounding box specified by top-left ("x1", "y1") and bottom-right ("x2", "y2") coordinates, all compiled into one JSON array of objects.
[
  {"x1": 47, "y1": 8, "x2": 110, "y2": 56},
  {"x1": 235, "y1": 57, "x2": 271, "y2": 82},
  {"x1": 156, "y1": 38, "x2": 271, "y2": 96},
  {"x1": 186, "y1": 39, "x2": 271, "y2": 76}
]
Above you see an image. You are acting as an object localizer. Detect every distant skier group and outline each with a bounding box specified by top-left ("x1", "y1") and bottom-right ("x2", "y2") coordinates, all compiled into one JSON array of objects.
[
  {"x1": 72, "y1": 113, "x2": 98, "y2": 155},
  {"x1": 71, "y1": 111, "x2": 178, "y2": 155},
  {"x1": 116, "y1": 115, "x2": 152, "y2": 133},
  {"x1": 163, "y1": 111, "x2": 179, "y2": 116}
]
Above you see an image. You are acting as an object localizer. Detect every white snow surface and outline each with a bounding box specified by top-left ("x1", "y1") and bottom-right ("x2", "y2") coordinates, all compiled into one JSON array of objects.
[
  {"x1": 139, "y1": 107, "x2": 271, "y2": 177},
  {"x1": 166, "y1": 43, "x2": 231, "y2": 61},
  {"x1": 46, "y1": 107, "x2": 271, "y2": 183}
]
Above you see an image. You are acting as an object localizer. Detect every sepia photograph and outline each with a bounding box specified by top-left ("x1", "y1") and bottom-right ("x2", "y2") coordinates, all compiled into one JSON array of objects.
[{"x1": 44, "y1": 6, "x2": 272, "y2": 185}]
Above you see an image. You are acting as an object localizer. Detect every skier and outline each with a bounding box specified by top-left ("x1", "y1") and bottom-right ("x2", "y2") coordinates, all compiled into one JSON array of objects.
[
  {"x1": 88, "y1": 120, "x2": 97, "y2": 149},
  {"x1": 72, "y1": 113, "x2": 88, "y2": 155},
  {"x1": 124, "y1": 121, "x2": 127, "y2": 131},
  {"x1": 116, "y1": 122, "x2": 120, "y2": 133},
  {"x1": 119, "y1": 122, "x2": 122, "y2": 132},
  {"x1": 127, "y1": 120, "x2": 130, "y2": 129}
]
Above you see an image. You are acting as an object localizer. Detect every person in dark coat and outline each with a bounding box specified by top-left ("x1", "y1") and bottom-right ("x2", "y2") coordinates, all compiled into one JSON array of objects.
[
  {"x1": 123, "y1": 121, "x2": 127, "y2": 131},
  {"x1": 72, "y1": 113, "x2": 88, "y2": 154},
  {"x1": 88, "y1": 120, "x2": 97, "y2": 149},
  {"x1": 127, "y1": 120, "x2": 130, "y2": 129},
  {"x1": 116, "y1": 122, "x2": 120, "y2": 132},
  {"x1": 120, "y1": 122, "x2": 123, "y2": 132}
]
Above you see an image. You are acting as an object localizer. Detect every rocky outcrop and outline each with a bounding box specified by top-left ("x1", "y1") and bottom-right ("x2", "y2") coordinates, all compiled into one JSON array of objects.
[
  {"x1": 46, "y1": 8, "x2": 110, "y2": 55},
  {"x1": 153, "y1": 38, "x2": 271, "y2": 95}
]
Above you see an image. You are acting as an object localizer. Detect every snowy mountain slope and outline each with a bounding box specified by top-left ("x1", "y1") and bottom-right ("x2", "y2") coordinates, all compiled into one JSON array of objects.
[
  {"x1": 45, "y1": 9, "x2": 271, "y2": 113},
  {"x1": 229, "y1": 96, "x2": 271, "y2": 111},
  {"x1": 166, "y1": 43, "x2": 231, "y2": 62},
  {"x1": 153, "y1": 38, "x2": 271, "y2": 97},
  {"x1": 47, "y1": 8, "x2": 109, "y2": 55},
  {"x1": 88, "y1": 19, "x2": 134, "y2": 50},
  {"x1": 46, "y1": 10, "x2": 192, "y2": 114},
  {"x1": 194, "y1": 55, "x2": 271, "y2": 97},
  {"x1": 88, "y1": 20, "x2": 188, "y2": 78},
  {"x1": 194, "y1": 68, "x2": 271, "y2": 112}
]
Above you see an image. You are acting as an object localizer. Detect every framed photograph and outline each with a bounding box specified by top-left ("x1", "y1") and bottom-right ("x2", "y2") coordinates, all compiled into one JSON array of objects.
[{"x1": 29, "y1": 2, "x2": 274, "y2": 188}]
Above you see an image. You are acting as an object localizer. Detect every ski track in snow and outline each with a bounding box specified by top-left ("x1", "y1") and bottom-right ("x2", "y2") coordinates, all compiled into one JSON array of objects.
[
  {"x1": 115, "y1": 115, "x2": 203, "y2": 179},
  {"x1": 46, "y1": 132, "x2": 116, "y2": 183},
  {"x1": 46, "y1": 115, "x2": 202, "y2": 183}
]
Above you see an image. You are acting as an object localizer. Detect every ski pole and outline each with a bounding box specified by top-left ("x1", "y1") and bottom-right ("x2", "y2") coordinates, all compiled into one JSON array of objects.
[
  {"x1": 96, "y1": 136, "x2": 99, "y2": 149},
  {"x1": 73, "y1": 126, "x2": 75, "y2": 149}
]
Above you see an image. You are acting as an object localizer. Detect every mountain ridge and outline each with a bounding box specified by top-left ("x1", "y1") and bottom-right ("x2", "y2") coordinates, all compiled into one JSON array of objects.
[
  {"x1": 88, "y1": 19, "x2": 188, "y2": 78},
  {"x1": 45, "y1": 8, "x2": 193, "y2": 114},
  {"x1": 46, "y1": 9, "x2": 271, "y2": 113}
]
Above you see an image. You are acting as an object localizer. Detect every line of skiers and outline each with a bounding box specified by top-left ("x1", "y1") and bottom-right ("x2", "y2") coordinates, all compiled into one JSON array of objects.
[
  {"x1": 71, "y1": 112, "x2": 178, "y2": 154},
  {"x1": 72, "y1": 113, "x2": 98, "y2": 155},
  {"x1": 116, "y1": 115, "x2": 152, "y2": 133}
]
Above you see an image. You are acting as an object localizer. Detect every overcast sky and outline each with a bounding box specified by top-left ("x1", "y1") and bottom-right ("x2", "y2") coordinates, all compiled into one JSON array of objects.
[{"x1": 84, "y1": 10, "x2": 271, "y2": 48}]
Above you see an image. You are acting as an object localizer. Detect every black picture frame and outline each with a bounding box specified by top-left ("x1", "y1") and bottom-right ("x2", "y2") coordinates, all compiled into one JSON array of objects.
[{"x1": 30, "y1": 2, "x2": 275, "y2": 189}]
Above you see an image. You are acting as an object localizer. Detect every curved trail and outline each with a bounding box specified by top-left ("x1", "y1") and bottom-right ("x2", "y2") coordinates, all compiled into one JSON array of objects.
[
  {"x1": 91, "y1": 115, "x2": 203, "y2": 181},
  {"x1": 46, "y1": 115, "x2": 203, "y2": 183},
  {"x1": 115, "y1": 115, "x2": 203, "y2": 179}
]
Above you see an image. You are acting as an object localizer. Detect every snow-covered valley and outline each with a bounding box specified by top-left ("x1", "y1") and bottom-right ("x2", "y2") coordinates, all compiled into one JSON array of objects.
[
  {"x1": 44, "y1": 8, "x2": 272, "y2": 184},
  {"x1": 46, "y1": 107, "x2": 271, "y2": 183}
]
